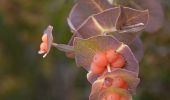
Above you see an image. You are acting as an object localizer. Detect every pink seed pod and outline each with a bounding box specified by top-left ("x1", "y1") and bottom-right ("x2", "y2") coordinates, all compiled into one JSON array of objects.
[
  {"x1": 91, "y1": 62, "x2": 106, "y2": 75},
  {"x1": 39, "y1": 42, "x2": 48, "y2": 53},
  {"x1": 38, "y1": 25, "x2": 53, "y2": 58},
  {"x1": 111, "y1": 55, "x2": 126, "y2": 68},
  {"x1": 93, "y1": 52, "x2": 108, "y2": 68},
  {"x1": 106, "y1": 49, "x2": 119, "y2": 63},
  {"x1": 42, "y1": 34, "x2": 48, "y2": 43}
]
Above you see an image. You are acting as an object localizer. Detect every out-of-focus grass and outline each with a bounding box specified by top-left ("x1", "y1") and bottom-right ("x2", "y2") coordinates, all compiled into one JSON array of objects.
[{"x1": 0, "y1": 0, "x2": 169, "y2": 100}]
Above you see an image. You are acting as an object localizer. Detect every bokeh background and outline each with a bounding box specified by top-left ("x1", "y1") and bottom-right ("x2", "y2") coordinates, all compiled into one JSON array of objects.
[{"x1": 0, "y1": 0, "x2": 169, "y2": 100}]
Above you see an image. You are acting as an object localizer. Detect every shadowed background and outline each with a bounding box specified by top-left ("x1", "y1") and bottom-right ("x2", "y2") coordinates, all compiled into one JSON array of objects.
[{"x1": 0, "y1": 0, "x2": 169, "y2": 100}]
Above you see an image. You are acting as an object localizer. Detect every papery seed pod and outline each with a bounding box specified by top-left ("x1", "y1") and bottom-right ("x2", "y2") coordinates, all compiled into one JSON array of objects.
[
  {"x1": 38, "y1": 25, "x2": 53, "y2": 58},
  {"x1": 74, "y1": 35, "x2": 122, "y2": 70},
  {"x1": 90, "y1": 86, "x2": 132, "y2": 100},
  {"x1": 73, "y1": 35, "x2": 139, "y2": 83},
  {"x1": 89, "y1": 68, "x2": 140, "y2": 94},
  {"x1": 38, "y1": 25, "x2": 76, "y2": 59},
  {"x1": 98, "y1": 88, "x2": 132, "y2": 100}
]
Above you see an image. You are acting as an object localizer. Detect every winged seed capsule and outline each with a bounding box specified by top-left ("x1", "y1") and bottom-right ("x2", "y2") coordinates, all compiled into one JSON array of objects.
[
  {"x1": 73, "y1": 35, "x2": 139, "y2": 84},
  {"x1": 38, "y1": 25, "x2": 53, "y2": 58}
]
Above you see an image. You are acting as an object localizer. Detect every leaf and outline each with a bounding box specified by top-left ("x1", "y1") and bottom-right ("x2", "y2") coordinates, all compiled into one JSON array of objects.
[
  {"x1": 129, "y1": 37, "x2": 144, "y2": 62},
  {"x1": 110, "y1": 24, "x2": 144, "y2": 45},
  {"x1": 137, "y1": 0, "x2": 164, "y2": 33},
  {"x1": 74, "y1": 35, "x2": 122, "y2": 71},
  {"x1": 89, "y1": 79, "x2": 103, "y2": 96},
  {"x1": 68, "y1": 7, "x2": 119, "y2": 46},
  {"x1": 68, "y1": 0, "x2": 113, "y2": 30},
  {"x1": 52, "y1": 43, "x2": 74, "y2": 53},
  {"x1": 66, "y1": 33, "x2": 82, "y2": 58},
  {"x1": 68, "y1": 5, "x2": 149, "y2": 45},
  {"x1": 113, "y1": 6, "x2": 149, "y2": 44},
  {"x1": 87, "y1": 71, "x2": 100, "y2": 84},
  {"x1": 116, "y1": 44, "x2": 139, "y2": 73},
  {"x1": 77, "y1": 7, "x2": 120, "y2": 38},
  {"x1": 116, "y1": 6, "x2": 149, "y2": 30}
]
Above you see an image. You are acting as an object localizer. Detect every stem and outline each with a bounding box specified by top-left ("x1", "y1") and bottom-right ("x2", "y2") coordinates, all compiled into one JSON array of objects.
[
  {"x1": 107, "y1": 64, "x2": 111, "y2": 73},
  {"x1": 52, "y1": 43, "x2": 74, "y2": 52},
  {"x1": 122, "y1": 23, "x2": 144, "y2": 29},
  {"x1": 108, "y1": 23, "x2": 145, "y2": 35}
]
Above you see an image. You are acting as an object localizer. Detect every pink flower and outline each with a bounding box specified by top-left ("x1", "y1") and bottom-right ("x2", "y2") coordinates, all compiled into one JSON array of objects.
[{"x1": 38, "y1": 25, "x2": 53, "y2": 58}]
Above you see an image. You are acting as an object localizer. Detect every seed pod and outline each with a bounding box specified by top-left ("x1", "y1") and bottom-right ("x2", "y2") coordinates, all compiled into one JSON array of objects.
[
  {"x1": 90, "y1": 68, "x2": 140, "y2": 94},
  {"x1": 74, "y1": 36, "x2": 139, "y2": 83},
  {"x1": 38, "y1": 25, "x2": 53, "y2": 58}
]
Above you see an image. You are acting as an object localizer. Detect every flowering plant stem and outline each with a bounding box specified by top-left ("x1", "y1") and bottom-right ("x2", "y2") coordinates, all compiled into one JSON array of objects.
[{"x1": 52, "y1": 43, "x2": 74, "y2": 52}]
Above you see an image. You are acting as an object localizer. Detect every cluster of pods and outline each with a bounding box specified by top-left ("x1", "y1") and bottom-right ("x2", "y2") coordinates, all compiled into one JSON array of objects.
[{"x1": 38, "y1": 0, "x2": 149, "y2": 100}]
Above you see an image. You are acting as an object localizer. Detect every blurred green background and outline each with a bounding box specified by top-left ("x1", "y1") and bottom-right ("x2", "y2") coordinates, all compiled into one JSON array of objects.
[{"x1": 0, "y1": 0, "x2": 169, "y2": 100}]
